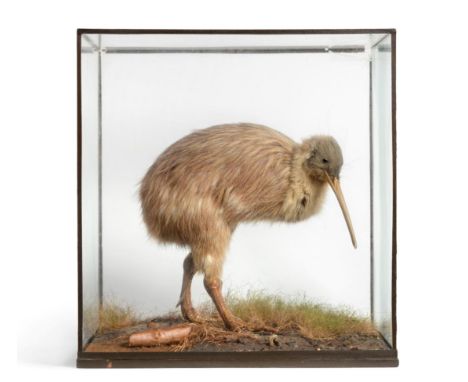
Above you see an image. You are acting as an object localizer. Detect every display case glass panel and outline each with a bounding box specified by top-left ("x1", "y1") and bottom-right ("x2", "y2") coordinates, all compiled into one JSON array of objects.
[{"x1": 78, "y1": 30, "x2": 397, "y2": 367}]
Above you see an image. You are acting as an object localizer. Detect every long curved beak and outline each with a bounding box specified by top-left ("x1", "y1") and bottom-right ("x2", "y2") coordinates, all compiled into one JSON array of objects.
[{"x1": 325, "y1": 173, "x2": 357, "y2": 249}]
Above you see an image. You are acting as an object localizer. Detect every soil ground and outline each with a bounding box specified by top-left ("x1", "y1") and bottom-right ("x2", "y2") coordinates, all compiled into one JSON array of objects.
[{"x1": 85, "y1": 316, "x2": 390, "y2": 352}]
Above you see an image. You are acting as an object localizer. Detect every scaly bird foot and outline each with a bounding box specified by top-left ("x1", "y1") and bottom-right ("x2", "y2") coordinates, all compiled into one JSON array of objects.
[
  {"x1": 223, "y1": 315, "x2": 247, "y2": 332},
  {"x1": 180, "y1": 304, "x2": 204, "y2": 324}
]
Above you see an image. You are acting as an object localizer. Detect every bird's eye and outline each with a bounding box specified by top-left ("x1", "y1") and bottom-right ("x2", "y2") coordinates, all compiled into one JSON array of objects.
[{"x1": 322, "y1": 158, "x2": 329, "y2": 164}]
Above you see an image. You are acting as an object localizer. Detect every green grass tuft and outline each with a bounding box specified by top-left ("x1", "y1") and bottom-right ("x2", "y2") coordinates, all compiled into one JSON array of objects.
[
  {"x1": 98, "y1": 301, "x2": 140, "y2": 333},
  {"x1": 201, "y1": 290, "x2": 376, "y2": 338}
]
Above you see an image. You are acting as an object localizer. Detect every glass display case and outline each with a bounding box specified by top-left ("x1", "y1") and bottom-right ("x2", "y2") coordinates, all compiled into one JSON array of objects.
[{"x1": 77, "y1": 29, "x2": 397, "y2": 367}]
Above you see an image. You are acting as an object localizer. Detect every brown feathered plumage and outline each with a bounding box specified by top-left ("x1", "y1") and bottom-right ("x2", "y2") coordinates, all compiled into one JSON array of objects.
[{"x1": 140, "y1": 123, "x2": 352, "y2": 330}]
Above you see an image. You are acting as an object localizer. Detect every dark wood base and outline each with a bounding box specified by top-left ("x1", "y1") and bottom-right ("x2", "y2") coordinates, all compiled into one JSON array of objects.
[{"x1": 77, "y1": 349, "x2": 398, "y2": 368}]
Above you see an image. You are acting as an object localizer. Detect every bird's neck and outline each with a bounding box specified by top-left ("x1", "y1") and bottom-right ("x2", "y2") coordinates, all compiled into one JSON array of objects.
[{"x1": 280, "y1": 144, "x2": 328, "y2": 222}]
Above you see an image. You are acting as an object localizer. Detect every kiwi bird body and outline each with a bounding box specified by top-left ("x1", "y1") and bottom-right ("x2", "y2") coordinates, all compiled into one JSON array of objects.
[{"x1": 140, "y1": 123, "x2": 355, "y2": 330}]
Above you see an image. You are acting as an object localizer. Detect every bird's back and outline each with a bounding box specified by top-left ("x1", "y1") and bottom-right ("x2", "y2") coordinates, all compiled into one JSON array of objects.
[{"x1": 140, "y1": 123, "x2": 295, "y2": 245}]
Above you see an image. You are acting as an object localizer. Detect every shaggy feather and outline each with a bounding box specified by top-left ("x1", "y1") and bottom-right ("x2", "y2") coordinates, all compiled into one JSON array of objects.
[{"x1": 140, "y1": 123, "x2": 338, "y2": 278}]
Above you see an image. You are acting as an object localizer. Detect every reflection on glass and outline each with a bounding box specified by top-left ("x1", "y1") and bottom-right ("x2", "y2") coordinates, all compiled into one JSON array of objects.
[
  {"x1": 371, "y1": 35, "x2": 393, "y2": 345},
  {"x1": 81, "y1": 34, "x2": 100, "y2": 345},
  {"x1": 79, "y1": 32, "x2": 395, "y2": 353}
]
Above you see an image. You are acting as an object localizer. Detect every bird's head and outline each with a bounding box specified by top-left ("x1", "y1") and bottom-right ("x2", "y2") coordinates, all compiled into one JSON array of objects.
[
  {"x1": 303, "y1": 136, "x2": 357, "y2": 249},
  {"x1": 305, "y1": 136, "x2": 343, "y2": 181}
]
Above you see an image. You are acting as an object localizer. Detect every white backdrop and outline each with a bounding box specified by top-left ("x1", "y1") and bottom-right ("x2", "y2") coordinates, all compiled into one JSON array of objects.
[{"x1": 100, "y1": 48, "x2": 371, "y2": 316}]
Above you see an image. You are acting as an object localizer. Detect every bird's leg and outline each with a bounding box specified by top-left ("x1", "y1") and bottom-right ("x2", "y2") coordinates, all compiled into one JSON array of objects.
[
  {"x1": 177, "y1": 253, "x2": 201, "y2": 323},
  {"x1": 203, "y1": 276, "x2": 242, "y2": 331}
]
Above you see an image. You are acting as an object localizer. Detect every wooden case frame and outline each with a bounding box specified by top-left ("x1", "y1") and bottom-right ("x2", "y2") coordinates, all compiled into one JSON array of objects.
[{"x1": 77, "y1": 29, "x2": 397, "y2": 368}]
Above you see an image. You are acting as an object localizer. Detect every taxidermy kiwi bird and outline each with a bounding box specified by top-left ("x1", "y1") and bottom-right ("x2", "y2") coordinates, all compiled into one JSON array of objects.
[{"x1": 140, "y1": 123, "x2": 357, "y2": 330}]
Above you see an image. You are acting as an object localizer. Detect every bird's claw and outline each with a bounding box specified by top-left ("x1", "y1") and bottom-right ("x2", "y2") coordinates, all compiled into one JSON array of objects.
[
  {"x1": 181, "y1": 306, "x2": 204, "y2": 324},
  {"x1": 224, "y1": 317, "x2": 247, "y2": 332}
]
